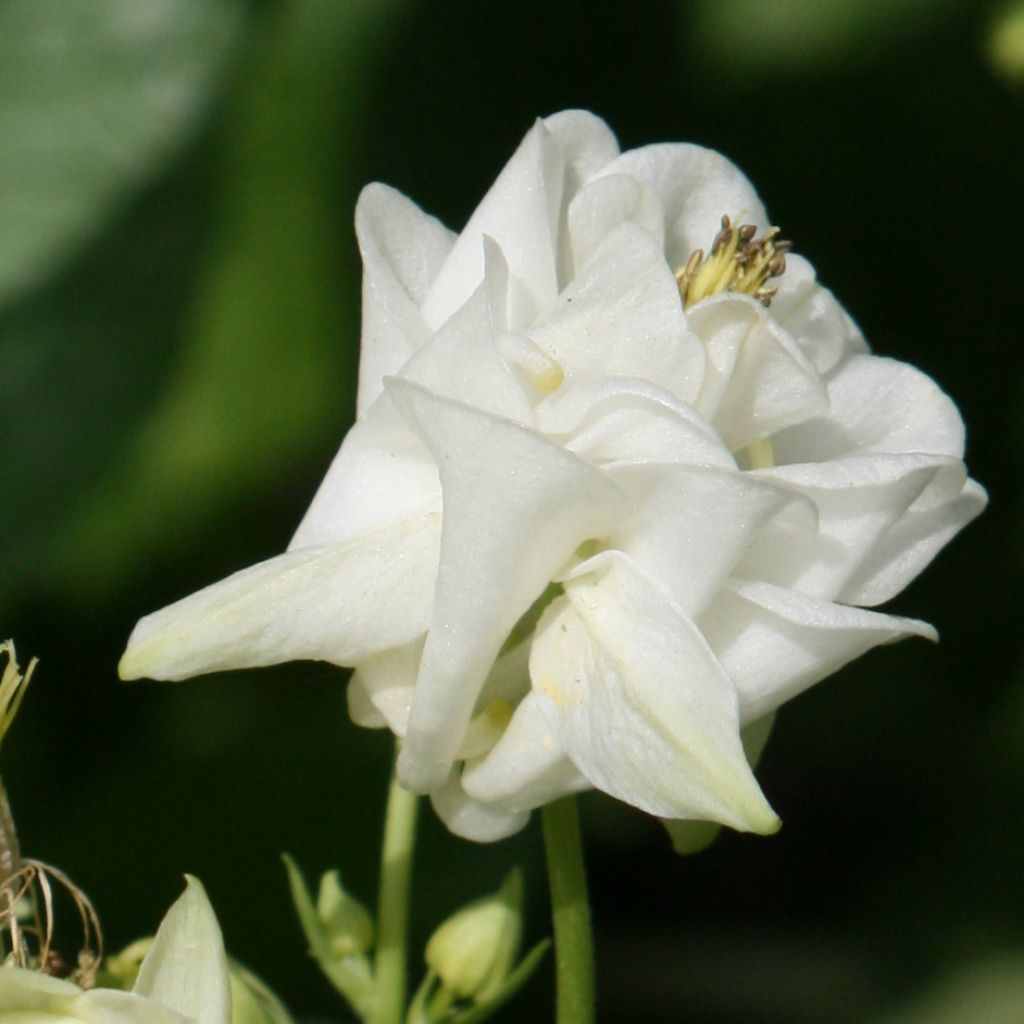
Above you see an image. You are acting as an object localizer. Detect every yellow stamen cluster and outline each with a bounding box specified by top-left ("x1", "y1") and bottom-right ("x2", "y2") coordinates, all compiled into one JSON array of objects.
[{"x1": 676, "y1": 215, "x2": 790, "y2": 309}]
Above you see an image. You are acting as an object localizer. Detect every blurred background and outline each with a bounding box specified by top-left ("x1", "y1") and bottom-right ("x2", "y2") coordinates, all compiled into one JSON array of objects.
[{"x1": 2, "y1": 1, "x2": 1022, "y2": 1021}]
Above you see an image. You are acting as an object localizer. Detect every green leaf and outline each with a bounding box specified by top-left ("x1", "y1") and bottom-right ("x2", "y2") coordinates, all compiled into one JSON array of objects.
[
  {"x1": 691, "y1": 0, "x2": 960, "y2": 80},
  {"x1": 868, "y1": 953, "x2": 1024, "y2": 1024},
  {"x1": 0, "y1": 0, "x2": 243, "y2": 303},
  {"x1": 59, "y1": 0, "x2": 406, "y2": 599}
]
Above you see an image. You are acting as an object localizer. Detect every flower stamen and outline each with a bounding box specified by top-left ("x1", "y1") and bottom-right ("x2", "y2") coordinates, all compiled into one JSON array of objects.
[{"x1": 676, "y1": 215, "x2": 790, "y2": 309}]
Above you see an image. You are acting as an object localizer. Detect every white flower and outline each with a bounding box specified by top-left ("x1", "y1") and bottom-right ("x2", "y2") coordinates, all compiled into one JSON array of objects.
[
  {"x1": 0, "y1": 876, "x2": 231, "y2": 1024},
  {"x1": 119, "y1": 111, "x2": 985, "y2": 842}
]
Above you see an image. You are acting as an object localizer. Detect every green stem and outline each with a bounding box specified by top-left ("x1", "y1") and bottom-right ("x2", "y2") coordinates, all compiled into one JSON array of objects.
[
  {"x1": 371, "y1": 742, "x2": 420, "y2": 1024},
  {"x1": 541, "y1": 796, "x2": 595, "y2": 1024}
]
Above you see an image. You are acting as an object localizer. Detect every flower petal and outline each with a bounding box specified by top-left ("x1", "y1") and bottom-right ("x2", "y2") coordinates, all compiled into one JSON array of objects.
[
  {"x1": 567, "y1": 172, "x2": 665, "y2": 271},
  {"x1": 67, "y1": 990, "x2": 192, "y2": 1024},
  {"x1": 531, "y1": 553, "x2": 779, "y2": 832},
  {"x1": 770, "y1": 254, "x2": 868, "y2": 374},
  {"x1": 536, "y1": 377, "x2": 730, "y2": 469},
  {"x1": 596, "y1": 143, "x2": 768, "y2": 269},
  {"x1": 354, "y1": 183, "x2": 456, "y2": 414},
  {"x1": 529, "y1": 222, "x2": 703, "y2": 405},
  {"x1": 430, "y1": 770, "x2": 530, "y2": 843},
  {"x1": 290, "y1": 393, "x2": 441, "y2": 550},
  {"x1": 421, "y1": 113, "x2": 617, "y2": 329},
  {"x1": 396, "y1": 245, "x2": 534, "y2": 424},
  {"x1": 838, "y1": 477, "x2": 987, "y2": 605},
  {"x1": 462, "y1": 690, "x2": 587, "y2": 810},
  {"x1": 745, "y1": 454, "x2": 969, "y2": 602},
  {"x1": 386, "y1": 378, "x2": 626, "y2": 792},
  {"x1": 699, "y1": 580, "x2": 936, "y2": 722},
  {"x1": 687, "y1": 293, "x2": 830, "y2": 451},
  {"x1": 604, "y1": 462, "x2": 816, "y2": 616},
  {"x1": 347, "y1": 636, "x2": 423, "y2": 732},
  {"x1": 120, "y1": 512, "x2": 440, "y2": 681},
  {"x1": 773, "y1": 353, "x2": 967, "y2": 463},
  {"x1": 0, "y1": 967, "x2": 82, "y2": 1007},
  {"x1": 133, "y1": 876, "x2": 231, "y2": 1024}
]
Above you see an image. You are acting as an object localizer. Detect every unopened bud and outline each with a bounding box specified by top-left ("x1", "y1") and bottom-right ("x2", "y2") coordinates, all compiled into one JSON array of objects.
[
  {"x1": 425, "y1": 869, "x2": 523, "y2": 1004},
  {"x1": 317, "y1": 870, "x2": 374, "y2": 958}
]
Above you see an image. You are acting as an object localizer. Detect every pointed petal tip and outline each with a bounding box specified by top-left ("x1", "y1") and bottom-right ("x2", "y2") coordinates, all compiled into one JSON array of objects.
[
  {"x1": 734, "y1": 792, "x2": 781, "y2": 836},
  {"x1": 117, "y1": 644, "x2": 145, "y2": 682},
  {"x1": 117, "y1": 619, "x2": 181, "y2": 683}
]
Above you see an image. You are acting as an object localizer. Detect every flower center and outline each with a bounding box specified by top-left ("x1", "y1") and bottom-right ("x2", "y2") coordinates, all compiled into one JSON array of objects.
[{"x1": 676, "y1": 215, "x2": 790, "y2": 309}]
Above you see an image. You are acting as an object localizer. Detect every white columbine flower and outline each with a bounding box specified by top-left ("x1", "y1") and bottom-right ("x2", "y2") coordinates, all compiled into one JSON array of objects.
[
  {"x1": 0, "y1": 876, "x2": 231, "y2": 1024},
  {"x1": 119, "y1": 111, "x2": 985, "y2": 842}
]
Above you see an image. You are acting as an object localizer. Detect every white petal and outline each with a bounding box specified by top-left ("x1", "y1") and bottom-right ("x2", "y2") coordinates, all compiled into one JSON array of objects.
[
  {"x1": 700, "y1": 580, "x2": 936, "y2": 722},
  {"x1": 596, "y1": 143, "x2": 769, "y2": 269},
  {"x1": 430, "y1": 770, "x2": 530, "y2": 843},
  {"x1": 421, "y1": 113, "x2": 616, "y2": 330},
  {"x1": 838, "y1": 477, "x2": 987, "y2": 605},
  {"x1": 604, "y1": 462, "x2": 816, "y2": 616},
  {"x1": 567, "y1": 172, "x2": 664, "y2": 271},
  {"x1": 348, "y1": 633, "x2": 532, "y2": 749},
  {"x1": 65, "y1": 990, "x2": 191, "y2": 1024},
  {"x1": 753, "y1": 354, "x2": 981, "y2": 603},
  {"x1": 531, "y1": 553, "x2": 779, "y2": 832},
  {"x1": 536, "y1": 377, "x2": 729, "y2": 469},
  {"x1": 396, "y1": 248, "x2": 534, "y2": 423},
  {"x1": 773, "y1": 353, "x2": 967, "y2": 463},
  {"x1": 120, "y1": 512, "x2": 440, "y2": 681},
  {"x1": 462, "y1": 690, "x2": 588, "y2": 809},
  {"x1": 289, "y1": 393, "x2": 440, "y2": 550},
  {"x1": 687, "y1": 293, "x2": 829, "y2": 451},
  {"x1": 387, "y1": 379, "x2": 626, "y2": 792},
  {"x1": 133, "y1": 876, "x2": 231, "y2": 1024},
  {"x1": 745, "y1": 454, "x2": 969, "y2": 602},
  {"x1": 529, "y1": 222, "x2": 703, "y2": 405},
  {"x1": 347, "y1": 636, "x2": 423, "y2": 733},
  {"x1": 541, "y1": 109, "x2": 621, "y2": 185},
  {"x1": 354, "y1": 183, "x2": 456, "y2": 414},
  {"x1": 770, "y1": 254, "x2": 868, "y2": 374}
]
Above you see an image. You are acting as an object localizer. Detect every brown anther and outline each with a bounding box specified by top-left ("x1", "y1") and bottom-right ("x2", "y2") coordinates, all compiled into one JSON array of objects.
[
  {"x1": 677, "y1": 213, "x2": 794, "y2": 310},
  {"x1": 675, "y1": 249, "x2": 703, "y2": 284}
]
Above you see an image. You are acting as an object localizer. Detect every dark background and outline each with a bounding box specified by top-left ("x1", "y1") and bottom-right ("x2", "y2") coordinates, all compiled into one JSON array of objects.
[{"x1": 2, "y1": 2, "x2": 1021, "y2": 1021}]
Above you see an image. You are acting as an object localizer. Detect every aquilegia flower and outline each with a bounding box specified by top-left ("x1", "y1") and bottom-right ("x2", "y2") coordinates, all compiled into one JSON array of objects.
[
  {"x1": 0, "y1": 877, "x2": 230, "y2": 1024},
  {"x1": 120, "y1": 111, "x2": 985, "y2": 841}
]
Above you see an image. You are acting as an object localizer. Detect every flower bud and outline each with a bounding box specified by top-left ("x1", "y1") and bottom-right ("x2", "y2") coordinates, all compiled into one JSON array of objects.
[
  {"x1": 316, "y1": 870, "x2": 374, "y2": 958},
  {"x1": 425, "y1": 869, "x2": 523, "y2": 1004}
]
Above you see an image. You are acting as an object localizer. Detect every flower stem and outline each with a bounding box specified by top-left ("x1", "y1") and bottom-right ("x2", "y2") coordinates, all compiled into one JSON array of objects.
[
  {"x1": 371, "y1": 742, "x2": 420, "y2": 1024},
  {"x1": 541, "y1": 796, "x2": 595, "y2": 1024}
]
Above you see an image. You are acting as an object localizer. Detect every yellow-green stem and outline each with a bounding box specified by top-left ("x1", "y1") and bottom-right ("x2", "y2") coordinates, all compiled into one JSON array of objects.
[
  {"x1": 541, "y1": 796, "x2": 595, "y2": 1024},
  {"x1": 371, "y1": 743, "x2": 420, "y2": 1024}
]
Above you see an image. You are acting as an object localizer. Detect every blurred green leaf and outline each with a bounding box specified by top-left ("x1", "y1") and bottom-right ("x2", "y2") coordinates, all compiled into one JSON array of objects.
[
  {"x1": 62, "y1": 0, "x2": 405, "y2": 598},
  {"x1": 990, "y1": 2, "x2": 1024, "y2": 83},
  {"x1": 0, "y1": 0, "x2": 243, "y2": 304},
  {"x1": 690, "y1": 0, "x2": 961, "y2": 80},
  {"x1": 869, "y1": 953, "x2": 1024, "y2": 1024}
]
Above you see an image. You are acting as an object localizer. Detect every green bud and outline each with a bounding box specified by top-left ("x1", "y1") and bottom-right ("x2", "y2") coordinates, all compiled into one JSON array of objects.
[
  {"x1": 317, "y1": 870, "x2": 374, "y2": 958},
  {"x1": 425, "y1": 869, "x2": 523, "y2": 1005}
]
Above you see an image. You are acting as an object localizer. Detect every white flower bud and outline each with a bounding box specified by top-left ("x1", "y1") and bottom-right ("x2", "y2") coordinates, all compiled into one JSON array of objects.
[{"x1": 425, "y1": 869, "x2": 523, "y2": 1004}]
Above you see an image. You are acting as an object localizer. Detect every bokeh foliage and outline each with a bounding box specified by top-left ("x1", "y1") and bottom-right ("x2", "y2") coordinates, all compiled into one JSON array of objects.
[{"x1": 1, "y1": 2, "x2": 1021, "y2": 1022}]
